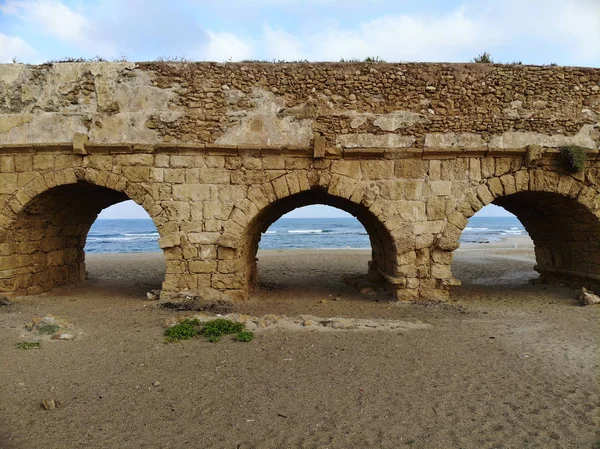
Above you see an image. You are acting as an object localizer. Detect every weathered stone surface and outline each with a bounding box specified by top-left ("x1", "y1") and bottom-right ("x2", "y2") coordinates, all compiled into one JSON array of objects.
[{"x1": 1, "y1": 62, "x2": 600, "y2": 303}]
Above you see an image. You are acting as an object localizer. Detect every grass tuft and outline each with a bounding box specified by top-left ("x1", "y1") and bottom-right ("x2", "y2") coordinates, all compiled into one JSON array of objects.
[
  {"x1": 201, "y1": 319, "x2": 244, "y2": 342},
  {"x1": 164, "y1": 322, "x2": 198, "y2": 342},
  {"x1": 235, "y1": 331, "x2": 254, "y2": 342},
  {"x1": 37, "y1": 323, "x2": 60, "y2": 335},
  {"x1": 16, "y1": 341, "x2": 41, "y2": 350}
]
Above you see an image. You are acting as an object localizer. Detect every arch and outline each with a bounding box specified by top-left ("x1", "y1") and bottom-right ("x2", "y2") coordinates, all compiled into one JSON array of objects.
[
  {"x1": 0, "y1": 168, "x2": 169, "y2": 296},
  {"x1": 219, "y1": 172, "x2": 399, "y2": 299},
  {"x1": 439, "y1": 168, "x2": 600, "y2": 290}
]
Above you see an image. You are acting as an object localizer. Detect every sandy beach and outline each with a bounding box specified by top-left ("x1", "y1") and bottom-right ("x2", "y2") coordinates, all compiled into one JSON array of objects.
[{"x1": 1, "y1": 236, "x2": 599, "y2": 449}]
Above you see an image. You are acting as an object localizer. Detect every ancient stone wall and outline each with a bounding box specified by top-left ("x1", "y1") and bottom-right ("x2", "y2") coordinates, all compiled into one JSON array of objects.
[{"x1": 1, "y1": 62, "x2": 600, "y2": 300}]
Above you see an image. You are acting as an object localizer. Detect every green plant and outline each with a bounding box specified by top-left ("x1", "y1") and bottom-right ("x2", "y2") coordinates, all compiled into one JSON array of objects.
[
  {"x1": 201, "y1": 319, "x2": 244, "y2": 342},
  {"x1": 560, "y1": 146, "x2": 588, "y2": 172},
  {"x1": 181, "y1": 317, "x2": 201, "y2": 326},
  {"x1": 235, "y1": 331, "x2": 254, "y2": 342},
  {"x1": 37, "y1": 323, "x2": 60, "y2": 335},
  {"x1": 472, "y1": 52, "x2": 494, "y2": 63},
  {"x1": 16, "y1": 341, "x2": 41, "y2": 350},
  {"x1": 164, "y1": 322, "x2": 198, "y2": 342}
]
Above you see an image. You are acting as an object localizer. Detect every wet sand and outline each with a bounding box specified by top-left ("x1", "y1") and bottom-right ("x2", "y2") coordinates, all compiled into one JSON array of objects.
[{"x1": 0, "y1": 237, "x2": 599, "y2": 449}]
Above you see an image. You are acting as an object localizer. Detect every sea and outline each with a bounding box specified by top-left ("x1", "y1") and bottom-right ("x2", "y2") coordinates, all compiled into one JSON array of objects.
[{"x1": 85, "y1": 216, "x2": 528, "y2": 254}]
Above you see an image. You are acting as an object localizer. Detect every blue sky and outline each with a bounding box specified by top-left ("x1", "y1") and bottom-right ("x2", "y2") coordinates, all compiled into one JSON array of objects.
[
  {"x1": 2, "y1": 0, "x2": 598, "y2": 219},
  {"x1": 1, "y1": 0, "x2": 599, "y2": 65}
]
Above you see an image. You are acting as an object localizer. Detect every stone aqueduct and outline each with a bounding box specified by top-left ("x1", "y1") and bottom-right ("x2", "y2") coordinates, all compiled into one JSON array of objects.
[{"x1": 1, "y1": 62, "x2": 600, "y2": 301}]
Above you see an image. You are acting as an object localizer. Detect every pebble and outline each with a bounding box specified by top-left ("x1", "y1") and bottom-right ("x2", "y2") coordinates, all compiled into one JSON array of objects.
[
  {"x1": 51, "y1": 333, "x2": 74, "y2": 341},
  {"x1": 146, "y1": 290, "x2": 161, "y2": 301},
  {"x1": 152, "y1": 381, "x2": 161, "y2": 387},
  {"x1": 41, "y1": 399, "x2": 56, "y2": 410},
  {"x1": 0, "y1": 295, "x2": 12, "y2": 306}
]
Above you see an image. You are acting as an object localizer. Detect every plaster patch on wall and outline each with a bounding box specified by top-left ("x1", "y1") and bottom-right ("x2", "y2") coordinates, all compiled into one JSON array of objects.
[
  {"x1": 489, "y1": 124, "x2": 600, "y2": 149},
  {"x1": 0, "y1": 114, "x2": 32, "y2": 134},
  {"x1": 373, "y1": 111, "x2": 427, "y2": 131},
  {"x1": 0, "y1": 113, "x2": 87, "y2": 144},
  {"x1": 109, "y1": 67, "x2": 181, "y2": 114},
  {"x1": 346, "y1": 110, "x2": 427, "y2": 131},
  {"x1": 424, "y1": 133, "x2": 486, "y2": 149},
  {"x1": 216, "y1": 88, "x2": 314, "y2": 146},
  {"x1": 0, "y1": 64, "x2": 26, "y2": 85},
  {"x1": 89, "y1": 113, "x2": 161, "y2": 144},
  {"x1": 337, "y1": 133, "x2": 416, "y2": 148}
]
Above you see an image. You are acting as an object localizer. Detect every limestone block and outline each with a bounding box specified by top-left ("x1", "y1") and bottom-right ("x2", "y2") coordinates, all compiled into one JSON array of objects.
[
  {"x1": 188, "y1": 232, "x2": 221, "y2": 245},
  {"x1": 514, "y1": 170, "x2": 529, "y2": 192},
  {"x1": 262, "y1": 156, "x2": 285, "y2": 170},
  {"x1": 211, "y1": 273, "x2": 243, "y2": 290},
  {"x1": 495, "y1": 158, "x2": 512, "y2": 177},
  {"x1": 336, "y1": 133, "x2": 415, "y2": 148},
  {"x1": 189, "y1": 260, "x2": 218, "y2": 273},
  {"x1": 487, "y1": 177, "x2": 504, "y2": 197},
  {"x1": 204, "y1": 201, "x2": 230, "y2": 221},
  {"x1": 122, "y1": 166, "x2": 151, "y2": 182},
  {"x1": 331, "y1": 160, "x2": 362, "y2": 179},
  {"x1": 155, "y1": 154, "x2": 170, "y2": 168},
  {"x1": 0, "y1": 156, "x2": 15, "y2": 173},
  {"x1": 469, "y1": 158, "x2": 481, "y2": 182},
  {"x1": 378, "y1": 180, "x2": 404, "y2": 200},
  {"x1": 172, "y1": 184, "x2": 211, "y2": 201},
  {"x1": 116, "y1": 154, "x2": 153, "y2": 166},
  {"x1": 415, "y1": 233, "x2": 435, "y2": 249},
  {"x1": 429, "y1": 180, "x2": 452, "y2": 196},
  {"x1": 431, "y1": 263, "x2": 452, "y2": 279},
  {"x1": 158, "y1": 233, "x2": 181, "y2": 249},
  {"x1": 332, "y1": 176, "x2": 358, "y2": 200},
  {"x1": 14, "y1": 156, "x2": 33, "y2": 172},
  {"x1": 404, "y1": 180, "x2": 423, "y2": 201},
  {"x1": 476, "y1": 184, "x2": 494, "y2": 205},
  {"x1": 426, "y1": 197, "x2": 447, "y2": 220},
  {"x1": 0, "y1": 174, "x2": 18, "y2": 194},
  {"x1": 272, "y1": 176, "x2": 290, "y2": 199},
  {"x1": 360, "y1": 161, "x2": 393, "y2": 180},
  {"x1": 199, "y1": 168, "x2": 230, "y2": 184},
  {"x1": 428, "y1": 160, "x2": 441, "y2": 180},
  {"x1": 396, "y1": 201, "x2": 426, "y2": 222},
  {"x1": 395, "y1": 160, "x2": 427, "y2": 179},
  {"x1": 432, "y1": 250, "x2": 453, "y2": 265},
  {"x1": 286, "y1": 172, "x2": 302, "y2": 195}
]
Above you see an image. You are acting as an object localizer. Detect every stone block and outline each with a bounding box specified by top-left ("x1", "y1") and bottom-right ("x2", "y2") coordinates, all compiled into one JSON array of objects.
[
  {"x1": 426, "y1": 197, "x2": 447, "y2": 220},
  {"x1": 189, "y1": 260, "x2": 218, "y2": 273},
  {"x1": 476, "y1": 184, "x2": 494, "y2": 205},
  {"x1": 122, "y1": 166, "x2": 151, "y2": 182},
  {"x1": 394, "y1": 160, "x2": 427, "y2": 179},
  {"x1": 360, "y1": 161, "x2": 393, "y2": 180}
]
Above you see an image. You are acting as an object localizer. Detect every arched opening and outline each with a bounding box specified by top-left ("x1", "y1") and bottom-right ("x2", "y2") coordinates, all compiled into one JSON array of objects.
[
  {"x1": 0, "y1": 181, "x2": 165, "y2": 296},
  {"x1": 84, "y1": 200, "x2": 164, "y2": 293},
  {"x1": 256, "y1": 204, "x2": 372, "y2": 294},
  {"x1": 451, "y1": 189, "x2": 600, "y2": 293},
  {"x1": 242, "y1": 188, "x2": 397, "y2": 298},
  {"x1": 452, "y1": 204, "x2": 536, "y2": 287}
]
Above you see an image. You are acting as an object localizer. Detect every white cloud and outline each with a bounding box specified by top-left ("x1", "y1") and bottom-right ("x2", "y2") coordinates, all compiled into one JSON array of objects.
[
  {"x1": 203, "y1": 32, "x2": 255, "y2": 61},
  {"x1": 262, "y1": 25, "x2": 304, "y2": 61},
  {"x1": 0, "y1": 0, "x2": 599, "y2": 66},
  {"x1": 0, "y1": 32, "x2": 38, "y2": 62}
]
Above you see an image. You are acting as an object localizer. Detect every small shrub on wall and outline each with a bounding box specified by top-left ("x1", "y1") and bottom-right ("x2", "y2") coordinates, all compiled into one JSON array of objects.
[{"x1": 560, "y1": 146, "x2": 588, "y2": 173}]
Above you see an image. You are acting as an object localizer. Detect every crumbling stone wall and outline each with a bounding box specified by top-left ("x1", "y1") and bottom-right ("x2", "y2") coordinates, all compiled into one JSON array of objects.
[{"x1": 1, "y1": 62, "x2": 599, "y2": 300}]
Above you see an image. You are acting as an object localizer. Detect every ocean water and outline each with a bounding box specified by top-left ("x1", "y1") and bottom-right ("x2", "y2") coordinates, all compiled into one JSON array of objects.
[{"x1": 85, "y1": 216, "x2": 528, "y2": 254}]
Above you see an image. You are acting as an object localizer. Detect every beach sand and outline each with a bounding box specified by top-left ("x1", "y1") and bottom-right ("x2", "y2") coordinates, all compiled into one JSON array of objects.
[{"x1": 0, "y1": 237, "x2": 599, "y2": 449}]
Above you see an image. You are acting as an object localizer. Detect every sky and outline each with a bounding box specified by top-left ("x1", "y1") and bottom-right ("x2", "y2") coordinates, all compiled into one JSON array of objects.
[
  {"x1": 1, "y1": 0, "x2": 599, "y2": 65},
  {"x1": 3, "y1": 0, "x2": 598, "y2": 219}
]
